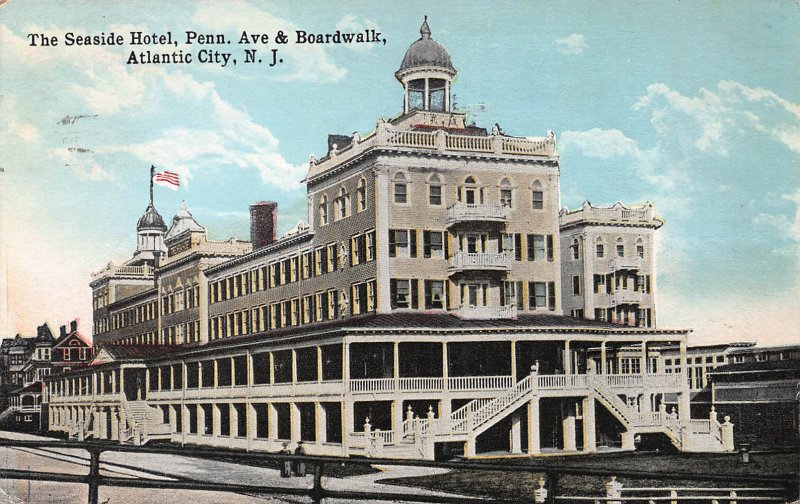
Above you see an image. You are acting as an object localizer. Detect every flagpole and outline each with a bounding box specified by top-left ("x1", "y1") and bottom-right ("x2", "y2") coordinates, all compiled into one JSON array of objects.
[{"x1": 149, "y1": 165, "x2": 155, "y2": 206}]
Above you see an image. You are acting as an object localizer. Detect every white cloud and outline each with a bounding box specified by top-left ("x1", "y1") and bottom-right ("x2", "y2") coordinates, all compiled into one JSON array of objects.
[
  {"x1": 6, "y1": 119, "x2": 40, "y2": 143},
  {"x1": 555, "y1": 34, "x2": 587, "y2": 55},
  {"x1": 335, "y1": 14, "x2": 381, "y2": 51}
]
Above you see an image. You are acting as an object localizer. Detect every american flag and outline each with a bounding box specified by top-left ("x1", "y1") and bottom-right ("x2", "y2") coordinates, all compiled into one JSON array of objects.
[{"x1": 154, "y1": 170, "x2": 180, "y2": 190}]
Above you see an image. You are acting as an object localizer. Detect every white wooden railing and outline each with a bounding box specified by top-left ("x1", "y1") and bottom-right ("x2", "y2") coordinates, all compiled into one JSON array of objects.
[
  {"x1": 399, "y1": 377, "x2": 443, "y2": 391},
  {"x1": 349, "y1": 378, "x2": 394, "y2": 393},
  {"x1": 446, "y1": 203, "x2": 509, "y2": 223},
  {"x1": 447, "y1": 375, "x2": 514, "y2": 391},
  {"x1": 456, "y1": 304, "x2": 517, "y2": 320}
]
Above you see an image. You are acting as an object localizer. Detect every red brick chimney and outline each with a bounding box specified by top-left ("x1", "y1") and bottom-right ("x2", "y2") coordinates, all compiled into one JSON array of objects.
[{"x1": 250, "y1": 201, "x2": 278, "y2": 250}]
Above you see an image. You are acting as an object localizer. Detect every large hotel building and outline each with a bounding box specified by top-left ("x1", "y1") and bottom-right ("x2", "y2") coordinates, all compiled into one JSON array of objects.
[{"x1": 43, "y1": 19, "x2": 733, "y2": 459}]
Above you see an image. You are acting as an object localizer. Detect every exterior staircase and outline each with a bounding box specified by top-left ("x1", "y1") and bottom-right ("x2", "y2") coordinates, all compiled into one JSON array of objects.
[
  {"x1": 0, "y1": 407, "x2": 15, "y2": 423},
  {"x1": 120, "y1": 400, "x2": 171, "y2": 445}
]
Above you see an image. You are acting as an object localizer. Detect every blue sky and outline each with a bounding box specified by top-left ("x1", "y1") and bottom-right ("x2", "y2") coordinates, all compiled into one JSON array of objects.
[{"x1": 1, "y1": 1, "x2": 798, "y2": 345}]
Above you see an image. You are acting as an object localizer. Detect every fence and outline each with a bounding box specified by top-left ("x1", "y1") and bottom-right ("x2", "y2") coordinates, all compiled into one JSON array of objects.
[{"x1": 0, "y1": 439, "x2": 795, "y2": 504}]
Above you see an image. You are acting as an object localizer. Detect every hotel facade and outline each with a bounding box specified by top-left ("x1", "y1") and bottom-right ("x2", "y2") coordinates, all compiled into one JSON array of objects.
[{"x1": 43, "y1": 19, "x2": 733, "y2": 459}]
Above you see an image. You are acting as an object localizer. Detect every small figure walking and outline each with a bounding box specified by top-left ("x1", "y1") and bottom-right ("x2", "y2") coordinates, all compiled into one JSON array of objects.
[
  {"x1": 280, "y1": 441, "x2": 292, "y2": 478},
  {"x1": 294, "y1": 441, "x2": 307, "y2": 477}
]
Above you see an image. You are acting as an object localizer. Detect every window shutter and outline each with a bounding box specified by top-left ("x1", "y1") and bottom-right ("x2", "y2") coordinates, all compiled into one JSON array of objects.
[
  {"x1": 411, "y1": 279, "x2": 419, "y2": 308},
  {"x1": 410, "y1": 230, "x2": 418, "y2": 258},
  {"x1": 423, "y1": 231, "x2": 431, "y2": 258},
  {"x1": 390, "y1": 279, "x2": 397, "y2": 309},
  {"x1": 515, "y1": 234, "x2": 522, "y2": 261},
  {"x1": 444, "y1": 232, "x2": 450, "y2": 259},
  {"x1": 548, "y1": 282, "x2": 556, "y2": 311},
  {"x1": 389, "y1": 230, "x2": 396, "y2": 257},
  {"x1": 516, "y1": 281, "x2": 524, "y2": 310},
  {"x1": 547, "y1": 235, "x2": 554, "y2": 261}
]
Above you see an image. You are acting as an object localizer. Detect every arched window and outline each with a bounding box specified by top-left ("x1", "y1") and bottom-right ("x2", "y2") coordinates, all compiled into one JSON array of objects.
[
  {"x1": 532, "y1": 181, "x2": 544, "y2": 210},
  {"x1": 336, "y1": 187, "x2": 349, "y2": 220},
  {"x1": 356, "y1": 178, "x2": 367, "y2": 212},
  {"x1": 572, "y1": 238, "x2": 580, "y2": 260},
  {"x1": 595, "y1": 238, "x2": 605, "y2": 258},
  {"x1": 460, "y1": 176, "x2": 482, "y2": 205},
  {"x1": 616, "y1": 238, "x2": 625, "y2": 258},
  {"x1": 500, "y1": 178, "x2": 513, "y2": 207},
  {"x1": 428, "y1": 174, "x2": 443, "y2": 206},
  {"x1": 636, "y1": 238, "x2": 645, "y2": 259},
  {"x1": 394, "y1": 173, "x2": 408, "y2": 204},
  {"x1": 319, "y1": 195, "x2": 329, "y2": 226}
]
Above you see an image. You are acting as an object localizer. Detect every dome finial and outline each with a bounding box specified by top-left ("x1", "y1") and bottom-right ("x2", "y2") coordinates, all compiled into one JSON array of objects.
[{"x1": 420, "y1": 15, "x2": 431, "y2": 39}]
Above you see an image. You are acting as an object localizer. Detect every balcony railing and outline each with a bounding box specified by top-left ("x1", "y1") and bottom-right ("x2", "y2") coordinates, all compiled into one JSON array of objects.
[
  {"x1": 446, "y1": 203, "x2": 509, "y2": 225},
  {"x1": 91, "y1": 263, "x2": 154, "y2": 282},
  {"x1": 449, "y1": 251, "x2": 511, "y2": 273},
  {"x1": 609, "y1": 258, "x2": 643, "y2": 271},
  {"x1": 455, "y1": 304, "x2": 517, "y2": 320},
  {"x1": 611, "y1": 290, "x2": 643, "y2": 306}
]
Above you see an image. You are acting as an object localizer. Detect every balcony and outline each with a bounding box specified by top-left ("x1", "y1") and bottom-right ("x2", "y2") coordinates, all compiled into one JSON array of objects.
[
  {"x1": 609, "y1": 258, "x2": 643, "y2": 271},
  {"x1": 611, "y1": 290, "x2": 643, "y2": 306},
  {"x1": 455, "y1": 304, "x2": 517, "y2": 320},
  {"x1": 448, "y1": 251, "x2": 511, "y2": 274},
  {"x1": 446, "y1": 203, "x2": 509, "y2": 226}
]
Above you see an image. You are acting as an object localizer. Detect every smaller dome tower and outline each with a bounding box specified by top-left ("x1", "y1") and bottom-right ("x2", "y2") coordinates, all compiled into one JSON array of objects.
[
  {"x1": 396, "y1": 16, "x2": 457, "y2": 114},
  {"x1": 133, "y1": 166, "x2": 167, "y2": 264}
]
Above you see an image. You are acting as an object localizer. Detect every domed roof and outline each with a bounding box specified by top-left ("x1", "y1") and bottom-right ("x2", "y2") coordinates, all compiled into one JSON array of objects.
[
  {"x1": 397, "y1": 17, "x2": 455, "y2": 74},
  {"x1": 137, "y1": 203, "x2": 167, "y2": 232},
  {"x1": 165, "y1": 200, "x2": 205, "y2": 241}
]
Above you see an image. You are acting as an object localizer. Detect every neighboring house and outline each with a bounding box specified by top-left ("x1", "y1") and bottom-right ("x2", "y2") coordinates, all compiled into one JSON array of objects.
[{"x1": 707, "y1": 344, "x2": 800, "y2": 449}]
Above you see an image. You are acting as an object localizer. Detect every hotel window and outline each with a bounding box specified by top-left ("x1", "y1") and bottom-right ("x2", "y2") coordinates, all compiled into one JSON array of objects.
[
  {"x1": 319, "y1": 195, "x2": 329, "y2": 226},
  {"x1": 527, "y1": 234, "x2": 546, "y2": 261},
  {"x1": 328, "y1": 289, "x2": 339, "y2": 319},
  {"x1": 500, "y1": 178, "x2": 513, "y2": 207},
  {"x1": 733, "y1": 355, "x2": 744, "y2": 363},
  {"x1": 394, "y1": 173, "x2": 408, "y2": 204},
  {"x1": 594, "y1": 308, "x2": 606, "y2": 321},
  {"x1": 428, "y1": 175, "x2": 442, "y2": 206},
  {"x1": 366, "y1": 230, "x2": 376, "y2": 261},
  {"x1": 389, "y1": 229, "x2": 416, "y2": 257},
  {"x1": 290, "y1": 256, "x2": 299, "y2": 282},
  {"x1": 390, "y1": 279, "x2": 418, "y2": 309},
  {"x1": 594, "y1": 274, "x2": 606, "y2": 293},
  {"x1": 302, "y1": 296, "x2": 313, "y2": 324},
  {"x1": 423, "y1": 231, "x2": 446, "y2": 259},
  {"x1": 755, "y1": 353, "x2": 767, "y2": 362},
  {"x1": 531, "y1": 181, "x2": 544, "y2": 210},
  {"x1": 282, "y1": 258, "x2": 292, "y2": 284},
  {"x1": 314, "y1": 248, "x2": 325, "y2": 276},
  {"x1": 336, "y1": 187, "x2": 349, "y2": 220},
  {"x1": 302, "y1": 252, "x2": 312, "y2": 279},
  {"x1": 351, "y1": 234, "x2": 366, "y2": 266},
  {"x1": 636, "y1": 239, "x2": 645, "y2": 259},
  {"x1": 315, "y1": 292, "x2": 327, "y2": 321},
  {"x1": 571, "y1": 238, "x2": 580, "y2": 260},
  {"x1": 572, "y1": 275, "x2": 581, "y2": 295},
  {"x1": 290, "y1": 298, "x2": 300, "y2": 326},
  {"x1": 459, "y1": 176, "x2": 482, "y2": 205},
  {"x1": 424, "y1": 280, "x2": 446, "y2": 309},
  {"x1": 357, "y1": 178, "x2": 367, "y2": 212},
  {"x1": 500, "y1": 281, "x2": 523, "y2": 309},
  {"x1": 327, "y1": 243, "x2": 338, "y2": 272},
  {"x1": 596, "y1": 240, "x2": 604, "y2": 258},
  {"x1": 616, "y1": 238, "x2": 625, "y2": 257},
  {"x1": 528, "y1": 281, "x2": 556, "y2": 311}
]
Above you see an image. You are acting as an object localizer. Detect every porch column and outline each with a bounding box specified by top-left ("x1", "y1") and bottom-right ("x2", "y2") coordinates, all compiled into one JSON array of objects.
[
  {"x1": 342, "y1": 342, "x2": 350, "y2": 391},
  {"x1": 93, "y1": 407, "x2": 102, "y2": 438},
  {"x1": 315, "y1": 402, "x2": 327, "y2": 445},
  {"x1": 562, "y1": 403, "x2": 576, "y2": 451},
  {"x1": 342, "y1": 400, "x2": 354, "y2": 449},
  {"x1": 393, "y1": 341, "x2": 400, "y2": 390},
  {"x1": 212, "y1": 404, "x2": 221, "y2": 437},
  {"x1": 678, "y1": 339, "x2": 690, "y2": 419},
  {"x1": 640, "y1": 341, "x2": 648, "y2": 374},
  {"x1": 169, "y1": 404, "x2": 177, "y2": 432},
  {"x1": 247, "y1": 403, "x2": 257, "y2": 440},
  {"x1": 229, "y1": 404, "x2": 238, "y2": 438},
  {"x1": 392, "y1": 400, "x2": 404, "y2": 435},
  {"x1": 600, "y1": 342, "x2": 608, "y2": 375},
  {"x1": 267, "y1": 403, "x2": 278, "y2": 440},
  {"x1": 198, "y1": 404, "x2": 206, "y2": 435},
  {"x1": 291, "y1": 350, "x2": 298, "y2": 385},
  {"x1": 269, "y1": 352, "x2": 275, "y2": 385},
  {"x1": 582, "y1": 396, "x2": 596, "y2": 453},
  {"x1": 290, "y1": 402, "x2": 301, "y2": 443},
  {"x1": 563, "y1": 340, "x2": 571, "y2": 375},
  {"x1": 510, "y1": 411, "x2": 522, "y2": 454},
  {"x1": 527, "y1": 397, "x2": 541, "y2": 455},
  {"x1": 110, "y1": 407, "x2": 119, "y2": 441},
  {"x1": 316, "y1": 346, "x2": 323, "y2": 383},
  {"x1": 510, "y1": 341, "x2": 517, "y2": 381}
]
